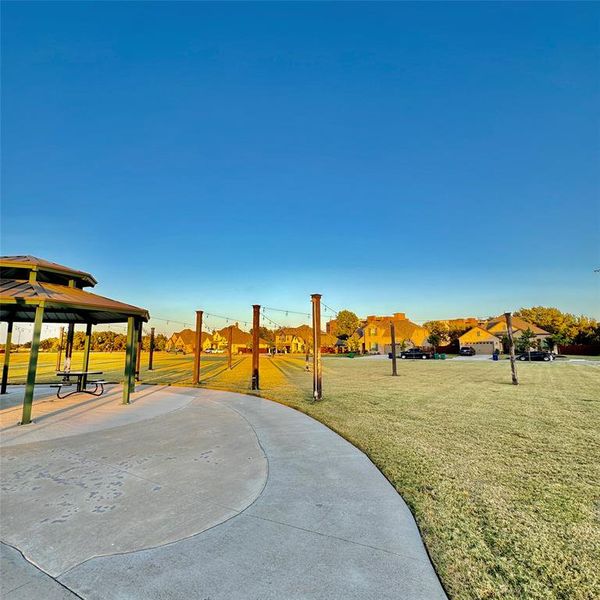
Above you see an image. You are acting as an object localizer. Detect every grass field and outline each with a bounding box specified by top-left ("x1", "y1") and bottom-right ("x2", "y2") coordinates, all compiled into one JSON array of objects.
[{"x1": 4, "y1": 351, "x2": 599, "y2": 600}]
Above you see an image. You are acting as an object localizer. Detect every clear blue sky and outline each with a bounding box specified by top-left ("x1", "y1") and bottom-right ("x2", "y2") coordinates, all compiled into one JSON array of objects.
[{"x1": 2, "y1": 1, "x2": 599, "y2": 333}]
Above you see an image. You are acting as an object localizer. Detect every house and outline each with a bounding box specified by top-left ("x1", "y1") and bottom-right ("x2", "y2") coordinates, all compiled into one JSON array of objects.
[
  {"x1": 442, "y1": 317, "x2": 480, "y2": 329},
  {"x1": 459, "y1": 316, "x2": 551, "y2": 354},
  {"x1": 165, "y1": 329, "x2": 212, "y2": 354},
  {"x1": 214, "y1": 324, "x2": 269, "y2": 354},
  {"x1": 275, "y1": 325, "x2": 312, "y2": 353},
  {"x1": 320, "y1": 332, "x2": 337, "y2": 353},
  {"x1": 458, "y1": 326, "x2": 503, "y2": 354},
  {"x1": 165, "y1": 332, "x2": 179, "y2": 352},
  {"x1": 360, "y1": 313, "x2": 430, "y2": 354}
]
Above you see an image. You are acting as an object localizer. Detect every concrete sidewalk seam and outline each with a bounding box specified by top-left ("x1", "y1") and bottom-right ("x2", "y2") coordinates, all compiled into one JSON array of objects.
[
  {"x1": 243, "y1": 512, "x2": 425, "y2": 563},
  {"x1": 1, "y1": 541, "x2": 85, "y2": 600}
]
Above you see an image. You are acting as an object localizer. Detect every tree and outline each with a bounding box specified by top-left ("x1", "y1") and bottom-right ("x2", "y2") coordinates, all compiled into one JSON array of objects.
[
  {"x1": 346, "y1": 333, "x2": 361, "y2": 353},
  {"x1": 423, "y1": 321, "x2": 450, "y2": 345},
  {"x1": 154, "y1": 333, "x2": 168, "y2": 351},
  {"x1": 251, "y1": 327, "x2": 274, "y2": 344},
  {"x1": 335, "y1": 310, "x2": 359, "y2": 340},
  {"x1": 514, "y1": 307, "x2": 579, "y2": 339},
  {"x1": 516, "y1": 328, "x2": 536, "y2": 360},
  {"x1": 427, "y1": 332, "x2": 442, "y2": 352},
  {"x1": 39, "y1": 337, "x2": 59, "y2": 351}
]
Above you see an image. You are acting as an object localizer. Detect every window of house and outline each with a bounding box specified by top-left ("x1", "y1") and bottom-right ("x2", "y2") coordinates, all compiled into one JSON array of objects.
[{"x1": 370, "y1": 328, "x2": 377, "y2": 335}]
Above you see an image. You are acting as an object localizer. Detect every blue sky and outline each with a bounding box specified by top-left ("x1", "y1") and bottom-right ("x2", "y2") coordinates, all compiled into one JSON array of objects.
[{"x1": 2, "y1": 1, "x2": 599, "y2": 334}]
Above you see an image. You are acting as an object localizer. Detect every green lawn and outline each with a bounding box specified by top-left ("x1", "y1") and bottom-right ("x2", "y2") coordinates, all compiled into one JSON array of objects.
[{"x1": 4, "y1": 351, "x2": 599, "y2": 599}]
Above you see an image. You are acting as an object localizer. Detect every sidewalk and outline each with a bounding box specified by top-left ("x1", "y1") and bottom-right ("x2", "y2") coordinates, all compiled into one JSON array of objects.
[{"x1": 1, "y1": 386, "x2": 447, "y2": 599}]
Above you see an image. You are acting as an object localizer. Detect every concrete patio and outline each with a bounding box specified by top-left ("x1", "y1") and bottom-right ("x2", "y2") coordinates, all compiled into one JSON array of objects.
[{"x1": 1, "y1": 385, "x2": 446, "y2": 599}]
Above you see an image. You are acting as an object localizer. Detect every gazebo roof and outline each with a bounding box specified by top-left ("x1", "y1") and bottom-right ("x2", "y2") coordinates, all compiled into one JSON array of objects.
[
  {"x1": 0, "y1": 279, "x2": 149, "y2": 324},
  {"x1": 0, "y1": 255, "x2": 97, "y2": 288}
]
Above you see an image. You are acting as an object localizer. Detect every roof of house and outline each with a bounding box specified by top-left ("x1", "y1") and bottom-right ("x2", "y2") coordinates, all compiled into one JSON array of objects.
[
  {"x1": 216, "y1": 325, "x2": 268, "y2": 345},
  {"x1": 485, "y1": 316, "x2": 549, "y2": 335},
  {"x1": 363, "y1": 316, "x2": 428, "y2": 340},
  {"x1": 175, "y1": 329, "x2": 212, "y2": 346},
  {"x1": 458, "y1": 326, "x2": 501, "y2": 341},
  {"x1": 0, "y1": 279, "x2": 149, "y2": 323},
  {"x1": 278, "y1": 325, "x2": 313, "y2": 341},
  {"x1": 321, "y1": 332, "x2": 337, "y2": 346},
  {"x1": 0, "y1": 255, "x2": 97, "y2": 287}
]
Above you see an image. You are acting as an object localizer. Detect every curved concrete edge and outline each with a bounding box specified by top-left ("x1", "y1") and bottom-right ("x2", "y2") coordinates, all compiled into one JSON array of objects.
[
  {"x1": 58, "y1": 388, "x2": 448, "y2": 600},
  {"x1": 0, "y1": 385, "x2": 195, "y2": 447},
  {"x1": 0, "y1": 395, "x2": 268, "y2": 578},
  {"x1": 0, "y1": 543, "x2": 78, "y2": 600}
]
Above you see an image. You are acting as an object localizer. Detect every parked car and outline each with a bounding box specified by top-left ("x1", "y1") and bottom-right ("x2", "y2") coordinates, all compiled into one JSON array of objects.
[
  {"x1": 399, "y1": 348, "x2": 433, "y2": 360},
  {"x1": 517, "y1": 351, "x2": 554, "y2": 362},
  {"x1": 459, "y1": 347, "x2": 476, "y2": 356}
]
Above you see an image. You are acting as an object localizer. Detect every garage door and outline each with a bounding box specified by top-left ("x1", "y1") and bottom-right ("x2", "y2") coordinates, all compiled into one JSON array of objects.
[{"x1": 470, "y1": 342, "x2": 495, "y2": 355}]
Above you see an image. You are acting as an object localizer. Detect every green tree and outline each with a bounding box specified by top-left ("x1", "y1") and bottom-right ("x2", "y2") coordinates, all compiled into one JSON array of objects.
[
  {"x1": 516, "y1": 328, "x2": 536, "y2": 360},
  {"x1": 514, "y1": 307, "x2": 579, "y2": 339},
  {"x1": 335, "y1": 310, "x2": 360, "y2": 339},
  {"x1": 346, "y1": 333, "x2": 361, "y2": 353},
  {"x1": 423, "y1": 321, "x2": 450, "y2": 345},
  {"x1": 250, "y1": 327, "x2": 274, "y2": 345},
  {"x1": 427, "y1": 332, "x2": 442, "y2": 352},
  {"x1": 154, "y1": 333, "x2": 168, "y2": 351}
]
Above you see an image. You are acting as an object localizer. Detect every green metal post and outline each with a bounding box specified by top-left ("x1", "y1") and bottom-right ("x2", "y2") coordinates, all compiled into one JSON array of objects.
[
  {"x1": 1, "y1": 321, "x2": 14, "y2": 394},
  {"x1": 123, "y1": 317, "x2": 135, "y2": 404},
  {"x1": 135, "y1": 321, "x2": 142, "y2": 382},
  {"x1": 64, "y1": 323, "x2": 75, "y2": 372},
  {"x1": 81, "y1": 323, "x2": 93, "y2": 388},
  {"x1": 130, "y1": 320, "x2": 138, "y2": 392},
  {"x1": 21, "y1": 305, "x2": 44, "y2": 425}
]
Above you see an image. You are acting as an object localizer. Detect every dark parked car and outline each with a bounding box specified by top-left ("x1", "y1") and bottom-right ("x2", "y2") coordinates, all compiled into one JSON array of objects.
[
  {"x1": 517, "y1": 351, "x2": 554, "y2": 362},
  {"x1": 399, "y1": 348, "x2": 433, "y2": 360},
  {"x1": 459, "y1": 347, "x2": 476, "y2": 356}
]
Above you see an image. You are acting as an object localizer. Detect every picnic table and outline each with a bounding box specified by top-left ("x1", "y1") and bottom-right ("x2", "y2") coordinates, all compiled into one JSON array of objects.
[{"x1": 52, "y1": 371, "x2": 106, "y2": 399}]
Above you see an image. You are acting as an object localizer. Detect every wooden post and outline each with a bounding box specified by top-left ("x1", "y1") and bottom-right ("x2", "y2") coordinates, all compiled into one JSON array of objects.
[
  {"x1": 504, "y1": 312, "x2": 519, "y2": 385},
  {"x1": 148, "y1": 327, "x2": 155, "y2": 370},
  {"x1": 135, "y1": 322, "x2": 143, "y2": 381},
  {"x1": 193, "y1": 310, "x2": 203, "y2": 385},
  {"x1": 390, "y1": 321, "x2": 398, "y2": 376},
  {"x1": 251, "y1": 305, "x2": 260, "y2": 389},
  {"x1": 56, "y1": 326, "x2": 64, "y2": 371},
  {"x1": 81, "y1": 323, "x2": 93, "y2": 388},
  {"x1": 64, "y1": 323, "x2": 75, "y2": 372},
  {"x1": 123, "y1": 316, "x2": 135, "y2": 404},
  {"x1": 311, "y1": 294, "x2": 322, "y2": 400},
  {"x1": 22, "y1": 304, "x2": 44, "y2": 425},
  {"x1": 228, "y1": 325, "x2": 233, "y2": 369},
  {"x1": 1, "y1": 320, "x2": 13, "y2": 394}
]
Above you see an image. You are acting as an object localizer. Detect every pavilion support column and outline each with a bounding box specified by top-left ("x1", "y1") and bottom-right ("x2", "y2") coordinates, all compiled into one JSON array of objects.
[
  {"x1": 123, "y1": 317, "x2": 135, "y2": 404},
  {"x1": 81, "y1": 323, "x2": 93, "y2": 388},
  {"x1": 56, "y1": 326, "x2": 65, "y2": 372},
  {"x1": 64, "y1": 323, "x2": 75, "y2": 372},
  {"x1": 21, "y1": 305, "x2": 44, "y2": 425},
  {"x1": 135, "y1": 321, "x2": 143, "y2": 382},
  {"x1": 130, "y1": 320, "x2": 139, "y2": 392},
  {"x1": 148, "y1": 327, "x2": 155, "y2": 370},
  {"x1": 1, "y1": 321, "x2": 14, "y2": 394}
]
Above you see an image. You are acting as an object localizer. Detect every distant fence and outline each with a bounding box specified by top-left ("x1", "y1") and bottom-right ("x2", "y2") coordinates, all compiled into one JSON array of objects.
[
  {"x1": 558, "y1": 344, "x2": 600, "y2": 356},
  {"x1": 437, "y1": 343, "x2": 459, "y2": 354}
]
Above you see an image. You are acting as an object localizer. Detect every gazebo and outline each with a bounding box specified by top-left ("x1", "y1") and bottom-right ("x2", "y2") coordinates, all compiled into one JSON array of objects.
[{"x1": 0, "y1": 256, "x2": 149, "y2": 424}]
